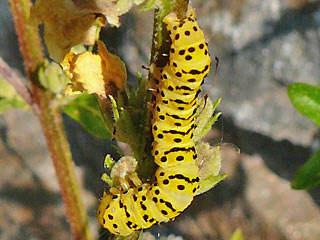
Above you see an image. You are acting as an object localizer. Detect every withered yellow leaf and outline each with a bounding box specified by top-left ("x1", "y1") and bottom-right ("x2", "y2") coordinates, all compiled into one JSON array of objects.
[{"x1": 61, "y1": 41, "x2": 126, "y2": 98}]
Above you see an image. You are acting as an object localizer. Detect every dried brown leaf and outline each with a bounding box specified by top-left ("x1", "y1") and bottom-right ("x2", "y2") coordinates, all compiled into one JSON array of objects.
[{"x1": 30, "y1": 0, "x2": 119, "y2": 61}]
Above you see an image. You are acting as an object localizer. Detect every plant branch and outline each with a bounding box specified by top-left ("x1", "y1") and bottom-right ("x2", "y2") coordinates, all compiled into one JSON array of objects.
[
  {"x1": 8, "y1": 0, "x2": 93, "y2": 239},
  {"x1": 174, "y1": 0, "x2": 189, "y2": 19},
  {"x1": 9, "y1": 0, "x2": 44, "y2": 77},
  {"x1": 40, "y1": 97, "x2": 93, "y2": 240}
]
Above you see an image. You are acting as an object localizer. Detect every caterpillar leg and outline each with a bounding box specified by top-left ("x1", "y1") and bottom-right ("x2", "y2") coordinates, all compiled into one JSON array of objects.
[
  {"x1": 109, "y1": 187, "x2": 120, "y2": 195},
  {"x1": 119, "y1": 177, "x2": 131, "y2": 191},
  {"x1": 128, "y1": 173, "x2": 142, "y2": 187},
  {"x1": 116, "y1": 173, "x2": 143, "y2": 190}
]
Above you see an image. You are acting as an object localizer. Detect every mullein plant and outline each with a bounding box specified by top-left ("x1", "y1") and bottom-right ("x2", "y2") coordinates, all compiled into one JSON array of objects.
[{"x1": 1, "y1": 0, "x2": 226, "y2": 239}]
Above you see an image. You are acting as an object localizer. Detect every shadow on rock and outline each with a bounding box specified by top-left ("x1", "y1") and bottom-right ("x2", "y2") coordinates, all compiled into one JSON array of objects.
[{"x1": 217, "y1": 116, "x2": 320, "y2": 205}]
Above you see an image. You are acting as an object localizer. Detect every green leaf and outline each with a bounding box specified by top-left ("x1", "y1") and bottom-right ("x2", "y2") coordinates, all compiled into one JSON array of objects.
[
  {"x1": 195, "y1": 143, "x2": 225, "y2": 195},
  {"x1": 291, "y1": 149, "x2": 320, "y2": 189},
  {"x1": 196, "y1": 174, "x2": 227, "y2": 196},
  {"x1": 288, "y1": 83, "x2": 320, "y2": 127},
  {"x1": 0, "y1": 77, "x2": 29, "y2": 113},
  {"x1": 112, "y1": 76, "x2": 155, "y2": 179},
  {"x1": 63, "y1": 94, "x2": 111, "y2": 139},
  {"x1": 230, "y1": 228, "x2": 245, "y2": 240},
  {"x1": 194, "y1": 97, "x2": 221, "y2": 142}
]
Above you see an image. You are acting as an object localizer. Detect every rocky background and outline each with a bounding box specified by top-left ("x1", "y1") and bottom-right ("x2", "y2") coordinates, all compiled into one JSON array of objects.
[{"x1": 1, "y1": 0, "x2": 320, "y2": 239}]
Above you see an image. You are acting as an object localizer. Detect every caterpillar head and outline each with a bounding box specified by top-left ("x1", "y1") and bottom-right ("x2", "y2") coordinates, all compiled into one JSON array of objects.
[{"x1": 163, "y1": 7, "x2": 205, "y2": 47}]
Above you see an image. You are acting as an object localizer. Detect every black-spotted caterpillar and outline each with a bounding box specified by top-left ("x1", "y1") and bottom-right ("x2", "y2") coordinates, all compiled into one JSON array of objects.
[{"x1": 97, "y1": 7, "x2": 211, "y2": 236}]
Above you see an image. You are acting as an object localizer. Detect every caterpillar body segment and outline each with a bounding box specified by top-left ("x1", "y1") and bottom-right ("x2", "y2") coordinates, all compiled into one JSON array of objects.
[
  {"x1": 152, "y1": 141, "x2": 196, "y2": 168},
  {"x1": 98, "y1": 6, "x2": 211, "y2": 236}
]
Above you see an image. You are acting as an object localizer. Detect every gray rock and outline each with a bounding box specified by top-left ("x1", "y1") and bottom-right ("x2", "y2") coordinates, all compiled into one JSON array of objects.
[{"x1": 1, "y1": 0, "x2": 320, "y2": 239}]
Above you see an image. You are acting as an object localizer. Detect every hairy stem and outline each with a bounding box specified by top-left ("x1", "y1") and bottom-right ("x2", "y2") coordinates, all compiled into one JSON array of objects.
[
  {"x1": 8, "y1": 0, "x2": 93, "y2": 239},
  {"x1": 39, "y1": 95, "x2": 93, "y2": 240},
  {"x1": 175, "y1": 0, "x2": 189, "y2": 19}
]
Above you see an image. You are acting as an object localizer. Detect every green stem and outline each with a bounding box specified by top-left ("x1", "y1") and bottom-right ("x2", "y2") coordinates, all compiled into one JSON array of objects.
[{"x1": 8, "y1": 0, "x2": 93, "y2": 239}]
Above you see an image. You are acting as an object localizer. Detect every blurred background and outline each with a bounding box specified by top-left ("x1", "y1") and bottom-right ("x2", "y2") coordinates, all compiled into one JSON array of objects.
[{"x1": 1, "y1": 0, "x2": 320, "y2": 239}]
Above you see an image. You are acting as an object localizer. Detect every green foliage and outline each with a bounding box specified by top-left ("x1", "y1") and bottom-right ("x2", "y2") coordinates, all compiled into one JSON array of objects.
[
  {"x1": 195, "y1": 143, "x2": 226, "y2": 196},
  {"x1": 288, "y1": 82, "x2": 320, "y2": 189},
  {"x1": 63, "y1": 93, "x2": 111, "y2": 139},
  {"x1": 0, "y1": 77, "x2": 29, "y2": 112},
  {"x1": 191, "y1": 97, "x2": 224, "y2": 195},
  {"x1": 194, "y1": 97, "x2": 221, "y2": 142},
  {"x1": 60, "y1": 72, "x2": 154, "y2": 177},
  {"x1": 288, "y1": 83, "x2": 320, "y2": 127},
  {"x1": 291, "y1": 149, "x2": 320, "y2": 189},
  {"x1": 113, "y1": 76, "x2": 155, "y2": 178}
]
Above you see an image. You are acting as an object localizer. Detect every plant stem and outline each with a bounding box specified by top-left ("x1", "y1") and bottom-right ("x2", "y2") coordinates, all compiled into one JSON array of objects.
[
  {"x1": 175, "y1": 0, "x2": 189, "y2": 19},
  {"x1": 39, "y1": 94, "x2": 93, "y2": 240},
  {"x1": 8, "y1": 0, "x2": 93, "y2": 239}
]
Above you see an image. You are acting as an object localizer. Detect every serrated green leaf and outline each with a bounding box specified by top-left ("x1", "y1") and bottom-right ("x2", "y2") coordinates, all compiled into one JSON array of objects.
[
  {"x1": 230, "y1": 228, "x2": 245, "y2": 240},
  {"x1": 196, "y1": 174, "x2": 227, "y2": 196},
  {"x1": 0, "y1": 78, "x2": 29, "y2": 112},
  {"x1": 115, "y1": 109, "x2": 139, "y2": 145},
  {"x1": 63, "y1": 94, "x2": 111, "y2": 139},
  {"x1": 112, "y1": 76, "x2": 155, "y2": 179},
  {"x1": 291, "y1": 149, "x2": 320, "y2": 189},
  {"x1": 194, "y1": 97, "x2": 221, "y2": 142},
  {"x1": 115, "y1": 77, "x2": 150, "y2": 151},
  {"x1": 195, "y1": 143, "x2": 225, "y2": 195},
  {"x1": 288, "y1": 83, "x2": 320, "y2": 127}
]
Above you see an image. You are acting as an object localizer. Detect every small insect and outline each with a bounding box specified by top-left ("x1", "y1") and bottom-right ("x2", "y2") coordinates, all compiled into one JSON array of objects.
[{"x1": 97, "y1": 6, "x2": 211, "y2": 236}]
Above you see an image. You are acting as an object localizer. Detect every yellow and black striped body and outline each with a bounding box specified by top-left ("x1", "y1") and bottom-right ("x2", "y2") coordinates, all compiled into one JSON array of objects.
[{"x1": 97, "y1": 7, "x2": 211, "y2": 236}]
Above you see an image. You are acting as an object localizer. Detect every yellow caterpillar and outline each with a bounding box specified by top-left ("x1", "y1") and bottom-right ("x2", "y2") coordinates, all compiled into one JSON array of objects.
[{"x1": 97, "y1": 6, "x2": 211, "y2": 236}]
